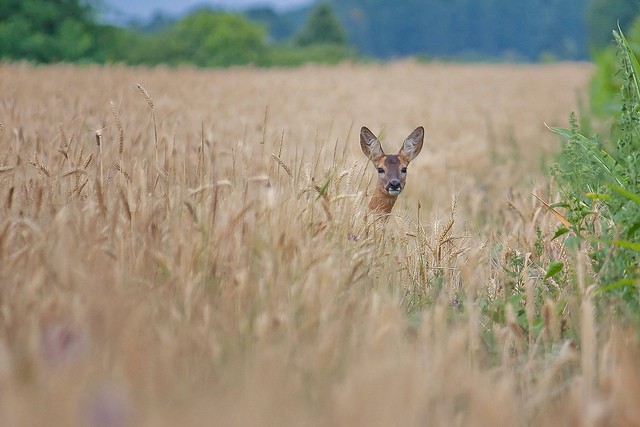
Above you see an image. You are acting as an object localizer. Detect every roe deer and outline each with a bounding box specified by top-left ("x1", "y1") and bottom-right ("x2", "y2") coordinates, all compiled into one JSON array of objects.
[{"x1": 360, "y1": 126, "x2": 424, "y2": 215}]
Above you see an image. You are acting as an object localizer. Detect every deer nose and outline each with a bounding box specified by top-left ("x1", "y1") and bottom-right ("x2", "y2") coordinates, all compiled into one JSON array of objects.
[{"x1": 388, "y1": 179, "x2": 402, "y2": 191}]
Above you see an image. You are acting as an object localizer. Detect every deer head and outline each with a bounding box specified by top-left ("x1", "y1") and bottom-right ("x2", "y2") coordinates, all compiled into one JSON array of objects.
[{"x1": 360, "y1": 126, "x2": 424, "y2": 214}]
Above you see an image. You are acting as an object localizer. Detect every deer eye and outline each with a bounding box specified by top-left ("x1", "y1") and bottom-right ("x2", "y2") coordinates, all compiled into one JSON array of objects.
[
  {"x1": 401, "y1": 167, "x2": 407, "y2": 173},
  {"x1": 377, "y1": 167, "x2": 385, "y2": 174}
]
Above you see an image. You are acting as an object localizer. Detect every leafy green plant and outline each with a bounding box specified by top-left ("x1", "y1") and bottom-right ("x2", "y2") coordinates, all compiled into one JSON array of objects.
[
  {"x1": 590, "y1": 16, "x2": 640, "y2": 117},
  {"x1": 552, "y1": 28, "x2": 640, "y2": 312}
]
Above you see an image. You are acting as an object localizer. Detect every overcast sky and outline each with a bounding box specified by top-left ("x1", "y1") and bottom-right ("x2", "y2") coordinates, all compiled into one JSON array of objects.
[{"x1": 104, "y1": 0, "x2": 315, "y2": 21}]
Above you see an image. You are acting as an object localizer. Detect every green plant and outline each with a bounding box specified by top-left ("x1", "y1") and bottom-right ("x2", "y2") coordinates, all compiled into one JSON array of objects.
[
  {"x1": 552, "y1": 29, "x2": 640, "y2": 312},
  {"x1": 590, "y1": 16, "x2": 640, "y2": 117}
]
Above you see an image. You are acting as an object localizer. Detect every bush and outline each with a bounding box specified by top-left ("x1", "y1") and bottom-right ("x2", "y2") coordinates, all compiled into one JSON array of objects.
[
  {"x1": 261, "y1": 43, "x2": 356, "y2": 66},
  {"x1": 552, "y1": 30, "x2": 640, "y2": 313}
]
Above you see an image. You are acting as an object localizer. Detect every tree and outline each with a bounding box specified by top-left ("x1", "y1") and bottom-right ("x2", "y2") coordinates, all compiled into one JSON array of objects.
[
  {"x1": 294, "y1": 2, "x2": 347, "y2": 46},
  {"x1": 0, "y1": 0, "x2": 101, "y2": 62},
  {"x1": 165, "y1": 11, "x2": 267, "y2": 67}
]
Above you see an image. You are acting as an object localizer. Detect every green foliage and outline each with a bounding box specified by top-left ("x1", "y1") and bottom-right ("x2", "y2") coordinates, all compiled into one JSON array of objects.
[
  {"x1": 590, "y1": 47, "x2": 625, "y2": 116},
  {"x1": 544, "y1": 261, "x2": 565, "y2": 280},
  {"x1": 0, "y1": 0, "x2": 102, "y2": 62},
  {"x1": 262, "y1": 43, "x2": 356, "y2": 67},
  {"x1": 294, "y1": 2, "x2": 347, "y2": 47},
  {"x1": 0, "y1": 1, "x2": 355, "y2": 68},
  {"x1": 590, "y1": 17, "x2": 640, "y2": 117},
  {"x1": 168, "y1": 11, "x2": 266, "y2": 67},
  {"x1": 98, "y1": 11, "x2": 267, "y2": 67},
  {"x1": 479, "y1": 245, "x2": 565, "y2": 342},
  {"x1": 553, "y1": 30, "x2": 640, "y2": 311}
]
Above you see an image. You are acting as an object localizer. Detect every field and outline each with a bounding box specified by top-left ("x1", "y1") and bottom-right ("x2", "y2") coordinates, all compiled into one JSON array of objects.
[{"x1": 3, "y1": 61, "x2": 636, "y2": 426}]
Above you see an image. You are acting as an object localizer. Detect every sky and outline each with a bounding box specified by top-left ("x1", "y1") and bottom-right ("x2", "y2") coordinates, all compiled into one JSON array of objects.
[{"x1": 103, "y1": 0, "x2": 315, "y2": 22}]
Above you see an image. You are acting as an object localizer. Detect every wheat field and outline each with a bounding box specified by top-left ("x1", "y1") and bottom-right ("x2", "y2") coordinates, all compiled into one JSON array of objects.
[{"x1": 2, "y1": 61, "x2": 637, "y2": 427}]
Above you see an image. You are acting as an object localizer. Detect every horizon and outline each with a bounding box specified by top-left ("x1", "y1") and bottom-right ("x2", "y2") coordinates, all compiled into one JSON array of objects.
[{"x1": 102, "y1": 0, "x2": 315, "y2": 22}]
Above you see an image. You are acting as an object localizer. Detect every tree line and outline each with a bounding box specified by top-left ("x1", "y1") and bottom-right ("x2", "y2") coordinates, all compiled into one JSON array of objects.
[
  {"x1": 1, "y1": 0, "x2": 639, "y2": 66},
  {"x1": 260, "y1": 0, "x2": 638, "y2": 61},
  {"x1": 330, "y1": 0, "x2": 589, "y2": 60},
  {"x1": 0, "y1": 0, "x2": 353, "y2": 66}
]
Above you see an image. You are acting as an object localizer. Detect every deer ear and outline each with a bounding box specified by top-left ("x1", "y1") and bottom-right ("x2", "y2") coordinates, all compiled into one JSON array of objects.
[
  {"x1": 360, "y1": 126, "x2": 385, "y2": 160},
  {"x1": 399, "y1": 126, "x2": 424, "y2": 162}
]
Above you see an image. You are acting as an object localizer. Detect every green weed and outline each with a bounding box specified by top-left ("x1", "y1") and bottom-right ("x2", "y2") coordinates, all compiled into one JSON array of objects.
[{"x1": 552, "y1": 29, "x2": 640, "y2": 317}]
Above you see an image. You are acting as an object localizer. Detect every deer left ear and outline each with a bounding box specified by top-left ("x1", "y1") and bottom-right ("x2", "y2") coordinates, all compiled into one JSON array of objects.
[{"x1": 399, "y1": 126, "x2": 424, "y2": 162}]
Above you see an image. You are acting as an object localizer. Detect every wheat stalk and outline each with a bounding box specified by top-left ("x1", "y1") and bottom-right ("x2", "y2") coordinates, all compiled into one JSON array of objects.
[
  {"x1": 136, "y1": 83, "x2": 154, "y2": 110},
  {"x1": 110, "y1": 101, "x2": 125, "y2": 187},
  {"x1": 110, "y1": 101, "x2": 124, "y2": 155},
  {"x1": 82, "y1": 153, "x2": 93, "y2": 170},
  {"x1": 57, "y1": 123, "x2": 70, "y2": 165},
  {"x1": 271, "y1": 153, "x2": 293, "y2": 178},
  {"x1": 32, "y1": 183, "x2": 43, "y2": 217},
  {"x1": 29, "y1": 152, "x2": 50, "y2": 177},
  {"x1": 119, "y1": 188, "x2": 131, "y2": 222},
  {"x1": 114, "y1": 161, "x2": 131, "y2": 183},
  {"x1": 95, "y1": 128, "x2": 103, "y2": 186},
  {"x1": 95, "y1": 177, "x2": 106, "y2": 216},
  {"x1": 5, "y1": 186, "x2": 14, "y2": 211},
  {"x1": 136, "y1": 83, "x2": 159, "y2": 168}
]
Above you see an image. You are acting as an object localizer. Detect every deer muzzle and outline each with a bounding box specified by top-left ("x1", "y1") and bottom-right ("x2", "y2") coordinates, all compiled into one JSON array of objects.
[{"x1": 386, "y1": 179, "x2": 402, "y2": 196}]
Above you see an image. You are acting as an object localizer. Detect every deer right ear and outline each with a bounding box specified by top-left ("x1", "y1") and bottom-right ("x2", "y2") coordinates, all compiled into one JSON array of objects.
[{"x1": 360, "y1": 126, "x2": 384, "y2": 160}]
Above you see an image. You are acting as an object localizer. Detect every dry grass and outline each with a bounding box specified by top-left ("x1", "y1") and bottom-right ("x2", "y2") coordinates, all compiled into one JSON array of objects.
[{"x1": 1, "y1": 60, "x2": 636, "y2": 427}]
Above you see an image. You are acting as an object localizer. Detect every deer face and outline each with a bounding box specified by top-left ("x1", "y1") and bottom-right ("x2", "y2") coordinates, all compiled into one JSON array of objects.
[
  {"x1": 372, "y1": 154, "x2": 407, "y2": 196},
  {"x1": 360, "y1": 126, "x2": 424, "y2": 198}
]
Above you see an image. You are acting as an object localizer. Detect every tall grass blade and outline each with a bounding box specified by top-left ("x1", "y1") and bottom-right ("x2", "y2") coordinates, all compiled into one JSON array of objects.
[
  {"x1": 608, "y1": 183, "x2": 640, "y2": 206},
  {"x1": 617, "y1": 26, "x2": 640, "y2": 102},
  {"x1": 613, "y1": 239, "x2": 640, "y2": 252}
]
